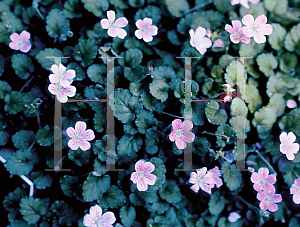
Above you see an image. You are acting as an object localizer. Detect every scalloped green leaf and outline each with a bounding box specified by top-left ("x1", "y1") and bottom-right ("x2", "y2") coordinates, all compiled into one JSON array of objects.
[
  {"x1": 145, "y1": 128, "x2": 160, "y2": 155},
  {"x1": 266, "y1": 93, "x2": 285, "y2": 117},
  {"x1": 165, "y1": 0, "x2": 189, "y2": 17},
  {"x1": 82, "y1": 174, "x2": 111, "y2": 202},
  {"x1": 264, "y1": 0, "x2": 287, "y2": 14},
  {"x1": 11, "y1": 54, "x2": 34, "y2": 80},
  {"x1": 268, "y1": 23, "x2": 286, "y2": 50},
  {"x1": 3, "y1": 187, "x2": 26, "y2": 213},
  {"x1": 135, "y1": 110, "x2": 158, "y2": 134},
  {"x1": 120, "y1": 206, "x2": 136, "y2": 227},
  {"x1": 36, "y1": 48, "x2": 67, "y2": 70},
  {"x1": 93, "y1": 112, "x2": 105, "y2": 133},
  {"x1": 63, "y1": 0, "x2": 83, "y2": 18},
  {"x1": 0, "y1": 80, "x2": 11, "y2": 99},
  {"x1": 239, "y1": 39, "x2": 265, "y2": 60},
  {"x1": 279, "y1": 52, "x2": 298, "y2": 73},
  {"x1": 215, "y1": 123, "x2": 235, "y2": 147},
  {"x1": 68, "y1": 148, "x2": 91, "y2": 166},
  {"x1": 149, "y1": 80, "x2": 169, "y2": 102},
  {"x1": 134, "y1": 5, "x2": 161, "y2": 24},
  {"x1": 118, "y1": 48, "x2": 143, "y2": 67},
  {"x1": 124, "y1": 65, "x2": 145, "y2": 82},
  {"x1": 159, "y1": 180, "x2": 181, "y2": 204},
  {"x1": 257, "y1": 53, "x2": 278, "y2": 77},
  {"x1": 266, "y1": 74, "x2": 287, "y2": 97},
  {"x1": 229, "y1": 115, "x2": 250, "y2": 140},
  {"x1": 221, "y1": 162, "x2": 242, "y2": 191},
  {"x1": 128, "y1": 0, "x2": 144, "y2": 7},
  {"x1": 5, "y1": 150, "x2": 38, "y2": 175},
  {"x1": 20, "y1": 197, "x2": 46, "y2": 224},
  {"x1": 30, "y1": 171, "x2": 53, "y2": 189},
  {"x1": 36, "y1": 125, "x2": 54, "y2": 146},
  {"x1": 174, "y1": 80, "x2": 199, "y2": 103},
  {"x1": 74, "y1": 39, "x2": 98, "y2": 67},
  {"x1": 4, "y1": 91, "x2": 28, "y2": 115},
  {"x1": 117, "y1": 134, "x2": 143, "y2": 156},
  {"x1": 279, "y1": 108, "x2": 300, "y2": 137},
  {"x1": 242, "y1": 85, "x2": 262, "y2": 114},
  {"x1": 0, "y1": 131, "x2": 9, "y2": 146},
  {"x1": 252, "y1": 106, "x2": 277, "y2": 134},
  {"x1": 12, "y1": 130, "x2": 35, "y2": 150},
  {"x1": 240, "y1": 2, "x2": 266, "y2": 18},
  {"x1": 97, "y1": 185, "x2": 126, "y2": 209},
  {"x1": 46, "y1": 9, "x2": 70, "y2": 39},
  {"x1": 209, "y1": 191, "x2": 227, "y2": 215},
  {"x1": 81, "y1": 0, "x2": 109, "y2": 17},
  {"x1": 149, "y1": 157, "x2": 166, "y2": 190},
  {"x1": 285, "y1": 23, "x2": 300, "y2": 55},
  {"x1": 230, "y1": 98, "x2": 248, "y2": 116},
  {"x1": 205, "y1": 102, "x2": 228, "y2": 125},
  {"x1": 59, "y1": 175, "x2": 79, "y2": 197},
  {"x1": 224, "y1": 61, "x2": 247, "y2": 88},
  {"x1": 87, "y1": 64, "x2": 106, "y2": 83}
]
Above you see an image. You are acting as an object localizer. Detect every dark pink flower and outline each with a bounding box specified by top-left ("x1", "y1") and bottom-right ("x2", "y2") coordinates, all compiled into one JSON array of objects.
[
  {"x1": 250, "y1": 167, "x2": 276, "y2": 192},
  {"x1": 169, "y1": 119, "x2": 195, "y2": 149},
  {"x1": 212, "y1": 39, "x2": 224, "y2": 48},
  {"x1": 66, "y1": 121, "x2": 95, "y2": 151},
  {"x1": 9, "y1": 31, "x2": 31, "y2": 53},
  {"x1": 280, "y1": 132, "x2": 299, "y2": 160},
  {"x1": 225, "y1": 20, "x2": 251, "y2": 44},
  {"x1": 130, "y1": 160, "x2": 157, "y2": 191},
  {"x1": 290, "y1": 178, "x2": 300, "y2": 204},
  {"x1": 189, "y1": 167, "x2": 215, "y2": 194},
  {"x1": 135, "y1": 18, "x2": 158, "y2": 42},
  {"x1": 83, "y1": 205, "x2": 116, "y2": 227},
  {"x1": 257, "y1": 186, "x2": 282, "y2": 212}
]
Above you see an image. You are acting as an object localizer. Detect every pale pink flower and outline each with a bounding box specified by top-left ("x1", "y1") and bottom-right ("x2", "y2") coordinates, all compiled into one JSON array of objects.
[
  {"x1": 228, "y1": 212, "x2": 241, "y2": 222},
  {"x1": 169, "y1": 119, "x2": 195, "y2": 149},
  {"x1": 257, "y1": 186, "x2": 282, "y2": 212},
  {"x1": 212, "y1": 39, "x2": 224, "y2": 48},
  {"x1": 242, "y1": 14, "x2": 273, "y2": 44},
  {"x1": 209, "y1": 166, "x2": 223, "y2": 188},
  {"x1": 135, "y1": 18, "x2": 158, "y2": 42},
  {"x1": 83, "y1": 205, "x2": 116, "y2": 227},
  {"x1": 206, "y1": 29, "x2": 212, "y2": 38},
  {"x1": 250, "y1": 167, "x2": 276, "y2": 192},
  {"x1": 287, "y1": 99, "x2": 297, "y2": 109},
  {"x1": 49, "y1": 63, "x2": 75, "y2": 87},
  {"x1": 290, "y1": 178, "x2": 300, "y2": 204},
  {"x1": 48, "y1": 82, "x2": 76, "y2": 103},
  {"x1": 66, "y1": 121, "x2": 95, "y2": 151},
  {"x1": 280, "y1": 132, "x2": 299, "y2": 160},
  {"x1": 101, "y1": 10, "x2": 128, "y2": 39},
  {"x1": 231, "y1": 0, "x2": 260, "y2": 8},
  {"x1": 9, "y1": 31, "x2": 31, "y2": 53},
  {"x1": 189, "y1": 167, "x2": 215, "y2": 194},
  {"x1": 189, "y1": 26, "x2": 212, "y2": 55},
  {"x1": 149, "y1": 66, "x2": 153, "y2": 71},
  {"x1": 225, "y1": 20, "x2": 251, "y2": 44},
  {"x1": 130, "y1": 160, "x2": 157, "y2": 191}
]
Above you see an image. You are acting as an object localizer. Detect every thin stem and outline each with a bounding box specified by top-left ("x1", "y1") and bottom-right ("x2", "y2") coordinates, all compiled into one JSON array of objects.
[
  {"x1": 36, "y1": 110, "x2": 41, "y2": 129},
  {"x1": 152, "y1": 109, "x2": 184, "y2": 119},
  {"x1": 183, "y1": 0, "x2": 213, "y2": 15},
  {"x1": 201, "y1": 131, "x2": 230, "y2": 141},
  {"x1": 237, "y1": 196, "x2": 261, "y2": 214},
  {"x1": 33, "y1": 0, "x2": 45, "y2": 20},
  {"x1": 254, "y1": 149, "x2": 277, "y2": 177},
  {"x1": 293, "y1": 169, "x2": 300, "y2": 179},
  {"x1": 19, "y1": 77, "x2": 34, "y2": 92},
  {"x1": 28, "y1": 139, "x2": 37, "y2": 152}
]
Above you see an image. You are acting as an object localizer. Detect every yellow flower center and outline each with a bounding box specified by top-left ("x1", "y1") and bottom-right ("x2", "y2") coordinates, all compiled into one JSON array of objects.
[
  {"x1": 175, "y1": 129, "x2": 183, "y2": 137},
  {"x1": 74, "y1": 134, "x2": 81, "y2": 141}
]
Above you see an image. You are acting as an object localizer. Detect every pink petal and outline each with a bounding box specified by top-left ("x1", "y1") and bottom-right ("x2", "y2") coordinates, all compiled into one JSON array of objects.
[
  {"x1": 240, "y1": 35, "x2": 251, "y2": 44},
  {"x1": 190, "y1": 183, "x2": 200, "y2": 193},
  {"x1": 197, "y1": 167, "x2": 207, "y2": 178},
  {"x1": 175, "y1": 137, "x2": 186, "y2": 149},
  {"x1": 10, "y1": 33, "x2": 19, "y2": 42},
  {"x1": 19, "y1": 40, "x2": 31, "y2": 53},
  {"x1": 75, "y1": 121, "x2": 87, "y2": 135},
  {"x1": 57, "y1": 92, "x2": 68, "y2": 103},
  {"x1": 254, "y1": 14, "x2": 267, "y2": 26},
  {"x1": 143, "y1": 18, "x2": 152, "y2": 27},
  {"x1": 81, "y1": 129, "x2": 95, "y2": 141},
  {"x1": 253, "y1": 33, "x2": 266, "y2": 44},
  {"x1": 183, "y1": 120, "x2": 193, "y2": 131},
  {"x1": 189, "y1": 172, "x2": 198, "y2": 184},
  {"x1": 63, "y1": 86, "x2": 76, "y2": 97},
  {"x1": 287, "y1": 100, "x2": 297, "y2": 108},
  {"x1": 257, "y1": 24, "x2": 273, "y2": 35},
  {"x1": 290, "y1": 185, "x2": 296, "y2": 194},
  {"x1": 258, "y1": 168, "x2": 269, "y2": 179},
  {"x1": 137, "y1": 178, "x2": 148, "y2": 191},
  {"x1": 107, "y1": 10, "x2": 115, "y2": 23},
  {"x1": 259, "y1": 201, "x2": 268, "y2": 210},
  {"x1": 242, "y1": 14, "x2": 255, "y2": 27},
  {"x1": 101, "y1": 19, "x2": 110, "y2": 29},
  {"x1": 78, "y1": 140, "x2": 91, "y2": 151},
  {"x1": 293, "y1": 193, "x2": 300, "y2": 204},
  {"x1": 147, "y1": 25, "x2": 158, "y2": 36},
  {"x1": 249, "y1": 0, "x2": 260, "y2": 3},
  {"x1": 215, "y1": 177, "x2": 223, "y2": 188},
  {"x1": 131, "y1": 172, "x2": 139, "y2": 183},
  {"x1": 203, "y1": 172, "x2": 215, "y2": 184},
  {"x1": 169, "y1": 131, "x2": 176, "y2": 142},
  {"x1": 64, "y1": 69, "x2": 76, "y2": 79},
  {"x1": 143, "y1": 173, "x2": 157, "y2": 185},
  {"x1": 257, "y1": 191, "x2": 266, "y2": 201},
  {"x1": 232, "y1": 20, "x2": 242, "y2": 31},
  {"x1": 271, "y1": 194, "x2": 282, "y2": 203},
  {"x1": 189, "y1": 29, "x2": 195, "y2": 44},
  {"x1": 183, "y1": 131, "x2": 195, "y2": 143},
  {"x1": 50, "y1": 64, "x2": 59, "y2": 74},
  {"x1": 68, "y1": 139, "x2": 79, "y2": 150},
  {"x1": 195, "y1": 26, "x2": 206, "y2": 39},
  {"x1": 280, "y1": 144, "x2": 287, "y2": 154},
  {"x1": 287, "y1": 132, "x2": 297, "y2": 144},
  {"x1": 290, "y1": 143, "x2": 300, "y2": 153},
  {"x1": 268, "y1": 203, "x2": 278, "y2": 212},
  {"x1": 250, "y1": 172, "x2": 260, "y2": 183},
  {"x1": 286, "y1": 151, "x2": 295, "y2": 160},
  {"x1": 201, "y1": 37, "x2": 212, "y2": 48},
  {"x1": 254, "y1": 183, "x2": 263, "y2": 192},
  {"x1": 231, "y1": 0, "x2": 240, "y2": 5},
  {"x1": 48, "y1": 84, "x2": 57, "y2": 95},
  {"x1": 114, "y1": 17, "x2": 128, "y2": 28},
  {"x1": 101, "y1": 212, "x2": 116, "y2": 225},
  {"x1": 239, "y1": 0, "x2": 249, "y2": 8},
  {"x1": 280, "y1": 132, "x2": 288, "y2": 144},
  {"x1": 143, "y1": 162, "x2": 155, "y2": 173},
  {"x1": 9, "y1": 42, "x2": 19, "y2": 50},
  {"x1": 83, "y1": 214, "x2": 96, "y2": 226},
  {"x1": 142, "y1": 33, "x2": 153, "y2": 42},
  {"x1": 135, "y1": 160, "x2": 145, "y2": 172},
  {"x1": 172, "y1": 119, "x2": 183, "y2": 131},
  {"x1": 49, "y1": 73, "x2": 59, "y2": 83},
  {"x1": 263, "y1": 184, "x2": 275, "y2": 194},
  {"x1": 135, "y1": 30, "x2": 143, "y2": 39},
  {"x1": 108, "y1": 28, "x2": 126, "y2": 39},
  {"x1": 136, "y1": 19, "x2": 143, "y2": 29},
  {"x1": 242, "y1": 27, "x2": 254, "y2": 37},
  {"x1": 20, "y1": 31, "x2": 30, "y2": 41},
  {"x1": 90, "y1": 205, "x2": 102, "y2": 218},
  {"x1": 60, "y1": 78, "x2": 71, "y2": 88},
  {"x1": 225, "y1": 24, "x2": 234, "y2": 34},
  {"x1": 266, "y1": 174, "x2": 276, "y2": 184},
  {"x1": 230, "y1": 35, "x2": 241, "y2": 43},
  {"x1": 213, "y1": 39, "x2": 224, "y2": 48},
  {"x1": 59, "y1": 63, "x2": 67, "y2": 74},
  {"x1": 66, "y1": 127, "x2": 76, "y2": 139},
  {"x1": 200, "y1": 183, "x2": 212, "y2": 194},
  {"x1": 196, "y1": 46, "x2": 207, "y2": 55}
]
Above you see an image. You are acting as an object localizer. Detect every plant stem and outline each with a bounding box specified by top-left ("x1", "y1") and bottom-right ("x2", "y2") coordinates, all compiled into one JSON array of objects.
[
  {"x1": 201, "y1": 131, "x2": 230, "y2": 141},
  {"x1": 152, "y1": 109, "x2": 184, "y2": 119},
  {"x1": 183, "y1": 0, "x2": 213, "y2": 15},
  {"x1": 254, "y1": 149, "x2": 277, "y2": 177},
  {"x1": 237, "y1": 196, "x2": 261, "y2": 214},
  {"x1": 293, "y1": 169, "x2": 300, "y2": 179},
  {"x1": 19, "y1": 77, "x2": 34, "y2": 92},
  {"x1": 33, "y1": 0, "x2": 45, "y2": 20},
  {"x1": 36, "y1": 110, "x2": 41, "y2": 129},
  {"x1": 28, "y1": 139, "x2": 36, "y2": 152}
]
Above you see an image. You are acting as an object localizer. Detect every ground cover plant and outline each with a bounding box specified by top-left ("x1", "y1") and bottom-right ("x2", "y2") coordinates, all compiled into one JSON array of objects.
[{"x1": 1, "y1": 0, "x2": 300, "y2": 226}]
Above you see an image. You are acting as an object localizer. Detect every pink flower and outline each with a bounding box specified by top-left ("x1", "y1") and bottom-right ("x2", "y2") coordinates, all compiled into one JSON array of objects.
[
  {"x1": 209, "y1": 166, "x2": 223, "y2": 188},
  {"x1": 290, "y1": 178, "x2": 300, "y2": 204},
  {"x1": 212, "y1": 39, "x2": 224, "y2": 48},
  {"x1": 130, "y1": 160, "x2": 157, "y2": 191},
  {"x1": 169, "y1": 119, "x2": 195, "y2": 149},
  {"x1": 287, "y1": 99, "x2": 297, "y2": 109},
  {"x1": 135, "y1": 18, "x2": 158, "y2": 42},
  {"x1": 101, "y1": 10, "x2": 128, "y2": 39},
  {"x1": 206, "y1": 29, "x2": 212, "y2": 38},
  {"x1": 48, "y1": 82, "x2": 76, "y2": 103},
  {"x1": 9, "y1": 31, "x2": 31, "y2": 53},
  {"x1": 83, "y1": 205, "x2": 116, "y2": 227},
  {"x1": 242, "y1": 14, "x2": 273, "y2": 44},
  {"x1": 66, "y1": 121, "x2": 95, "y2": 151},
  {"x1": 257, "y1": 186, "x2": 282, "y2": 212},
  {"x1": 231, "y1": 0, "x2": 260, "y2": 8},
  {"x1": 49, "y1": 63, "x2": 75, "y2": 87},
  {"x1": 189, "y1": 26, "x2": 212, "y2": 55},
  {"x1": 225, "y1": 20, "x2": 251, "y2": 44},
  {"x1": 189, "y1": 167, "x2": 215, "y2": 194},
  {"x1": 280, "y1": 132, "x2": 299, "y2": 160},
  {"x1": 228, "y1": 212, "x2": 241, "y2": 222},
  {"x1": 250, "y1": 167, "x2": 276, "y2": 192}
]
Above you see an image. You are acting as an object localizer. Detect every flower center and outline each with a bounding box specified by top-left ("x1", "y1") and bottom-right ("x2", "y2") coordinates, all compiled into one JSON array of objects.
[
  {"x1": 17, "y1": 40, "x2": 23, "y2": 47},
  {"x1": 74, "y1": 134, "x2": 81, "y2": 141},
  {"x1": 233, "y1": 32, "x2": 239, "y2": 38},
  {"x1": 141, "y1": 27, "x2": 146, "y2": 32},
  {"x1": 252, "y1": 26, "x2": 259, "y2": 32},
  {"x1": 259, "y1": 179, "x2": 265, "y2": 185},
  {"x1": 56, "y1": 84, "x2": 63, "y2": 93},
  {"x1": 282, "y1": 143, "x2": 288, "y2": 150},
  {"x1": 175, "y1": 129, "x2": 183, "y2": 137},
  {"x1": 264, "y1": 196, "x2": 271, "y2": 203},
  {"x1": 197, "y1": 178, "x2": 203, "y2": 185},
  {"x1": 137, "y1": 171, "x2": 144, "y2": 178},
  {"x1": 295, "y1": 186, "x2": 300, "y2": 193},
  {"x1": 94, "y1": 218, "x2": 102, "y2": 226}
]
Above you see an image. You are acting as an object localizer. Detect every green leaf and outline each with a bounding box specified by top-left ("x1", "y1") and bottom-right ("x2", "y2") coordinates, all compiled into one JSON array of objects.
[
  {"x1": 81, "y1": 0, "x2": 109, "y2": 17},
  {"x1": 5, "y1": 150, "x2": 38, "y2": 175},
  {"x1": 46, "y1": 9, "x2": 70, "y2": 39},
  {"x1": 82, "y1": 174, "x2": 110, "y2": 202},
  {"x1": 159, "y1": 180, "x2": 181, "y2": 204},
  {"x1": 36, "y1": 48, "x2": 67, "y2": 70},
  {"x1": 266, "y1": 74, "x2": 287, "y2": 97},
  {"x1": 209, "y1": 191, "x2": 227, "y2": 215},
  {"x1": 242, "y1": 85, "x2": 262, "y2": 114},
  {"x1": 221, "y1": 162, "x2": 242, "y2": 191},
  {"x1": 279, "y1": 52, "x2": 298, "y2": 73},
  {"x1": 60, "y1": 175, "x2": 79, "y2": 197},
  {"x1": 110, "y1": 0, "x2": 128, "y2": 9},
  {"x1": 117, "y1": 134, "x2": 143, "y2": 156},
  {"x1": 149, "y1": 157, "x2": 166, "y2": 190},
  {"x1": 240, "y1": 2, "x2": 266, "y2": 19},
  {"x1": 182, "y1": 102, "x2": 205, "y2": 126},
  {"x1": 217, "y1": 217, "x2": 244, "y2": 227},
  {"x1": 4, "y1": 91, "x2": 28, "y2": 114},
  {"x1": 120, "y1": 206, "x2": 136, "y2": 227},
  {"x1": 266, "y1": 93, "x2": 285, "y2": 117},
  {"x1": 149, "y1": 80, "x2": 169, "y2": 102},
  {"x1": 50, "y1": 200, "x2": 78, "y2": 226},
  {"x1": 279, "y1": 108, "x2": 300, "y2": 137},
  {"x1": 0, "y1": 131, "x2": 9, "y2": 146},
  {"x1": 20, "y1": 197, "x2": 47, "y2": 224},
  {"x1": 192, "y1": 136, "x2": 211, "y2": 156},
  {"x1": 165, "y1": 0, "x2": 189, "y2": 17},
  {"x1": 215, "y1": 124, "x2": 235, "y2": 147},
  {"x1": 145, "y1": 128, "x2": 160, "y2": 154},
  {"x1": 97, "y1": 185, "x2": 126, "y2": 209},
  {"x1": 229, "y1": 115, "x2": 250, "y2": 140},
  {"x1": 257, "y1": 53, "x2": 278, "y2": 77},
  {"x1": 167, "y1": 30, "x2": 181, "y2": 46},
  {"x1": 264, "y1": 0, "x2": 287, "y2": 14},
  {"x1": 146, "y1": 200, "x2": 170, "y2": 214},
  {"x1": 0, "y1": 80, "x2": 11, "y2": 99},
  {"x1": 11, "y1": 54, "x2": 34, "y2": 80},
  {"x1": 205, "y1": 102, "x2": 228, "y2": 125},
  {"x1": 174, "y1": 80, "x2": 199, "y2": 103},
  {"x1": 63, "y1": 0, "x2": 83, "y2": 18},
  {"x1": 124, "y1": 65, "x2": 145, "y2": 82},
  {"x1": 230, "y1": 98, "x2": 248, "y2": 116},
  {"x1": 30, "y1": 171, "x2": 53, "y2": 189},
  {"x1": 114, "y1": 88, "x2": 143, "y2": 124},
  {"x1": 129, "y1": 82, "x2": 143, "y2": 96},
  {"x1": 268, "y1": 23, "x2": 286, "y2": 50},
  {"x1": 3, "y1": 187, "x2": 26, "y2": 213},
  {"x1": 118, "y1": 48, "x2": 143, "y2": 67},
  {"x1": 135, "y1": 110, "x2": 158, "y2": 134},
  {"x1": 128, "y1": 0, "x2": 144, "y2": 7},
  {"x1": 12, "y1": 130, "x2": 35, "y2": 150},
  {"x1": 93, "y1": 112, "x2": 106, "y2": 133},
  {"x1": 87, "y1": 64, "x2": 106, "y2": 83},
  {"x1": 74, "y1": 39, "x2": 98, "y2": 67},
  {"x1": 224, "y1": 61, "x2": 247, "y2": 88},
  {"x1": 285, "y1": 23, "x2": 300, "y2": 55},
  {"x1": 36, "y1": 125, "x2": 54, "y2": 146},
  {"x1": 68, "y1": 148, "x2": 91, "y2": 166},
  {"x1": 135, "y1": 5, "x2": 161, "y2": 24},
  {"x1": 252, "y1": 106, "x2": 277, "y2": 134},
  {"x1": 289, "y1": 217, "x2": 300, "y2": 227},
  {"x1": 93, "y1": 137, "x2": 110, "y2": 162},
  {"x1": 67, "y1": 62, "x2": 85, "y2": 81},
  {"x1": 239, "y1": 39, "x2": 265, "y2": 60}
]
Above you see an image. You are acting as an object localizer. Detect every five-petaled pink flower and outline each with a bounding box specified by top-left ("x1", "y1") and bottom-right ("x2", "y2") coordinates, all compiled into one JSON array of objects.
[
  {"x1": 169, "y1": 119, "x2": 195, "y2": 149},
  {"x1": 280, "y1": 132, "x2": 299, "y2": 160},
  {"x1": 9, "y1": 31, "x2": 31, "y2": 53},
  {"x1": 257, "y1": 186, "x2": 282, "y2": 212},
  {"x1": 101, "y1": 10, "x2": 128, "y2": 39},
  {"x1": 212, "y1": 39, "x2": 224, "y2": 48},
  {"x1": 49, "y1": 63, "x2": 75, "y2": 88},
  {"x1": 189, "y1": 167, "x2": 215, "y2": 194},
  {"x1": 231, "y1": 0, "x2": 260, "y2": 8},
  {"x1": 250, "y1": 167, "x2": 276, "y2": 192},
  {"x1": 48, "y1": 82, "x2": 76, "y2": 103},
  {"x1": 189, "y1": 26, "x2": 212, "y2": 55},
  {"x1": 209, "y1": 166, "x2": 223, "y2": 188},
  {"x1": 135, "y1": 18, "x2": 158, "y2": 42},
  {"x1": 66, "y1": 121, "x2": 95, "y2": 151},
  {"x1": 242, "y1": 14, "x2": 273, "y2": 44},
  {"x1": 130, "y1": 160, "x2": 157, "y2": 191},
  {"x1": 290, "y1": 178, "x2": 300, "y2": 204},
  {"x1": 83, "y1": 205, "x2": 116, "y2": 227},
  {"x1": 225, "y1": 20, "x2": 251, "y2": 44}
]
